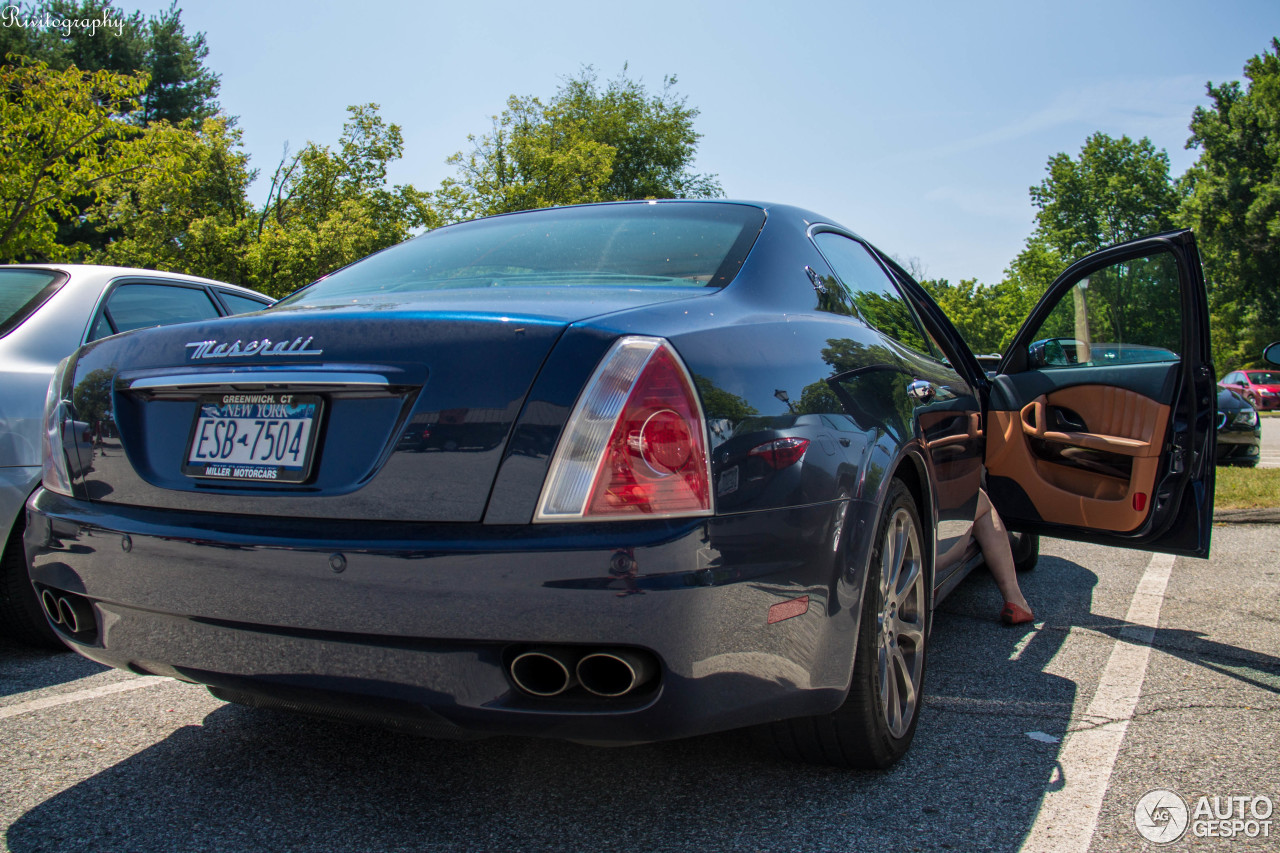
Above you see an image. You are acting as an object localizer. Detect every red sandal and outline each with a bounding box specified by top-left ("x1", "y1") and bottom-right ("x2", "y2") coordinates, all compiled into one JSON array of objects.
[{"x1": 1000, "y1": 602, "x2": 1034, "y2": 625}]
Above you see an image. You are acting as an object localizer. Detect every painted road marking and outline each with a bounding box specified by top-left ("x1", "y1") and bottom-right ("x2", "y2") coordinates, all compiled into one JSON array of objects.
[
  {"x1": 1008, "y1": 623, "x2": 1043, "y2": 660},
  {"x1": 0, "y1": 677, "x2": 163, "y2": 720},
  {"x1": 1022, "y1": 551, "x2": 1176, "y2": 853}
]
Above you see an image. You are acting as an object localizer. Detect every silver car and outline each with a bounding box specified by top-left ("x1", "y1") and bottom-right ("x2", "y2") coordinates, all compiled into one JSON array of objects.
[{"x1": 1, "y1": 265, "x2": 273, "y2": 646}]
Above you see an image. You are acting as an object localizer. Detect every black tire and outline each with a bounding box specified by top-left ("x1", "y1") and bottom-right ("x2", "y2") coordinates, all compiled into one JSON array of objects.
[
  {"x1": 1010, "y1": 530, "x2": 1040, "y2": 573},
  {"x1": 0, "y1": 515, "x2": 65, "y2": 649},
  {"x1": 764, "y1": 479, "x2": 929, "y2": 769}
]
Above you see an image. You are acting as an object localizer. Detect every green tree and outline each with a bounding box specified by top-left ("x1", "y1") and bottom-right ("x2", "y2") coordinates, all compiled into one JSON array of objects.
[
  {"x1": 245, "y1": 104, "x2": 433, "y2": 296},
  {"x1": 921, "y1": 277, "x2": 1013, "y2": 354},
  {"x1": 137, "y1": 1, "x2": 220, "y2": 124},
  {"x1": 77, "y1": 102, "x2": 431, "y2": 295},
  {"x1": 1180, "y1": 38, "x2": 1280, "y2": 371},
  {"x1": 988, "y1": 133, "x2": 1181, "y2": 353},
  {"x1": 1027, "y1": 132, "x2": 1179, "y2": 262},
  {"x1": 85, "y1": 117, "x2": 255, "y2": 284},
  {"x1": 1, "y1": 1, "x2": 220, "y2": 125},
  {"x1": 0, "y1": 58, "x2": 151, "y2": 261},
  {"x1": 435, "y1": 67, "x2": 721, "y2": 223},
  {"x1": 2, "y1": 2, "x2": 222, "y2": 254}
]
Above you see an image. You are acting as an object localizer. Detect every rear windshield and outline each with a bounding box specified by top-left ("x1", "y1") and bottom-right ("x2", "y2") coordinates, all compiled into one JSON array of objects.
[
  {"x1": 278, "y1": 202, "x2": 765, "y2": 307},
  {"x1": 0, "y1": 269, "x2": 65, "y2": 338}
]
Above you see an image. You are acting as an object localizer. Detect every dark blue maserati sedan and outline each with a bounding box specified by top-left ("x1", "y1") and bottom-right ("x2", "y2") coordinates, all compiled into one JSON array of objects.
[{"x1": 25, "y1": 201, "x2": 1216, "y2": 768}]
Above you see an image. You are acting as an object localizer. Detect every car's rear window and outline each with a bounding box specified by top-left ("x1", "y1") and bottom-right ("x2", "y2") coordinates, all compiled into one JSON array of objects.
[
  {"x1": 278, "y1": 202, "x2": 765, "y2": 307},
  {"x1": 0, "y1": 269, "x2": 65, "y2": 338}
]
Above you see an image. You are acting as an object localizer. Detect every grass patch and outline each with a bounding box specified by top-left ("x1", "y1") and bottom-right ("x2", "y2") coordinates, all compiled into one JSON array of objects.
[{"x1": 1215, "y1": 466, "x2": 1280, "y2": 509}]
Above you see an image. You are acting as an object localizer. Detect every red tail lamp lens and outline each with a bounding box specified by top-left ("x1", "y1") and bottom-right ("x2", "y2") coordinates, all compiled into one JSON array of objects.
[
  {"x1": 748, "y1": 437, "x2": 810, "y2": 469},
  {"x1": 585, "y1": 345, "x2": 710, "y2": 517},
  {"x1": 639, "y1": 409, "x2": 694, "y2": 475}
]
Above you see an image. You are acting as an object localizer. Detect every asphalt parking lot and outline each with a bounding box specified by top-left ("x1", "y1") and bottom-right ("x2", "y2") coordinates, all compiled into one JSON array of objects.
[
  {"x1": 2, "y1": 526, "x2": 1277, "y2": 853},
  {"x1": 1259, "y1": 415, "x2": 1279, "y2": 468}
]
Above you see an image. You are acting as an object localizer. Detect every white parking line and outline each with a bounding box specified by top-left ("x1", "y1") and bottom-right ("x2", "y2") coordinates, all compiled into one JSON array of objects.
[
  {"x1": 0, "y1": 677, "x2": 163, "y2": 720},
  {"x1": 1022, "y1": 551, "x2": 1176, "y2": 853},
  {"x1": 1008, "y1": 624, "x2": 1043, "y2": 660}
]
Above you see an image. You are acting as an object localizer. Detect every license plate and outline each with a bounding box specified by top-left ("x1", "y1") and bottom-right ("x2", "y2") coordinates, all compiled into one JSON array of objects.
[{"x1": 183, "y1": 393, "x2": 322, "y2": 483}]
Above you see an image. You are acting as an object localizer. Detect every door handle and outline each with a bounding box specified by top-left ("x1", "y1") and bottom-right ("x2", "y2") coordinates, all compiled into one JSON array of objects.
[{"x1": 907, "y1": 380, "x2": 935, "y2": 404}]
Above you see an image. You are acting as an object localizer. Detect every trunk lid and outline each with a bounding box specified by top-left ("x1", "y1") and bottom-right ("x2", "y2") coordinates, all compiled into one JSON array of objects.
[{"x1": 69, "y1": 291, "x2": 701, "y2": 522}]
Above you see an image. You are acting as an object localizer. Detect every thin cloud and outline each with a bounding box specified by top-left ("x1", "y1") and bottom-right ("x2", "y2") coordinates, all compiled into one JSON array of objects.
[{"x1": 877, "y1": 74, "x2": 1211, "y2": 166}]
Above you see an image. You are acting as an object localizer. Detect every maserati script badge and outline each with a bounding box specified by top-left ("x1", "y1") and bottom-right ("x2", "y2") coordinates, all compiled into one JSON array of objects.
[{"x1": 185, "y1": 336, "x2": 324, "y2": 359}]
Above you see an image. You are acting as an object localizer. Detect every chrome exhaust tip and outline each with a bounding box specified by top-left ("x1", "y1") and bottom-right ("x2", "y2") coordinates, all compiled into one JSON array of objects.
[
  {"x1": 510, "y1": 647, "x2": 580, "y2": 697},
  {"x1": 576, "y1": 649, "x2": 656, "y2": 698},
  {"x1": 56, "y1": 597, "x2": 84, "y2": 634},
  {"x1": 40, "y1": 589, "x2": 63, "y2": 625}
]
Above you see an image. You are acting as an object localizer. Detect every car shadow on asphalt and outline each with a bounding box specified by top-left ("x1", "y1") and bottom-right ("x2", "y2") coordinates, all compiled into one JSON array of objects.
[
  {"x1": 4, "y1": 553, "x2": 1223, "y2": 853},
  {"x1": 0, "y1": 639, "x2": 107, "y2": 698}
]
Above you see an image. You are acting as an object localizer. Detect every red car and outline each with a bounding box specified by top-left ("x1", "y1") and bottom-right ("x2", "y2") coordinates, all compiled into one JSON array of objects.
[{"x1": 1219, "y1": 369, "x2": 1280, "y2": 411}]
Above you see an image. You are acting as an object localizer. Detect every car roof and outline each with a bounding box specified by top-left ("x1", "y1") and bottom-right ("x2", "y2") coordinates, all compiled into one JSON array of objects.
[
  {"x1": 416, "y1": 199, "x2": 869, "y2": 244},
  {"x1": 1, "y1": 263, "x2": 269, "y2": 298}
]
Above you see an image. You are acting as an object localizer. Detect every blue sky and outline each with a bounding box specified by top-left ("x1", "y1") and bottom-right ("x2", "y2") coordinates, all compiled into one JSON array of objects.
[{"x1": 127, "y1": 0, "x2": 1280, "y2": 285}]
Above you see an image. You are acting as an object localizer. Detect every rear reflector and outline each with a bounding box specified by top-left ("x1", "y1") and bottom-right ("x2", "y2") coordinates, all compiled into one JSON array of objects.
[
  {"x1": 535, "y1": 336, "x2": 712, "y2": 521},
  {"x1": 768, "y1": 596, "x2": 810, "y2": 624}
]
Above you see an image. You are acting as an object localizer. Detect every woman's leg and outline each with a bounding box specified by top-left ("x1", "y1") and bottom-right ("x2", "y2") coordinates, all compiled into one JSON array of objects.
[{"x1": 974, "y1": 490, "x2": 1032, "y2": 620}]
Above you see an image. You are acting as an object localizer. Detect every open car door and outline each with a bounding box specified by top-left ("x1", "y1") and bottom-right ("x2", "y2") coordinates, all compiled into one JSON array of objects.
[{"x1": 984, "y1": 229, "x2": 1214, "y2": 557}]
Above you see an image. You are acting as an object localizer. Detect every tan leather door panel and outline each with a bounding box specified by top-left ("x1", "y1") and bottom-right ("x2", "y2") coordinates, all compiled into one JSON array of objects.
[{"x1": 986, "y1": 385, "x2": 1169, "y2": 531}]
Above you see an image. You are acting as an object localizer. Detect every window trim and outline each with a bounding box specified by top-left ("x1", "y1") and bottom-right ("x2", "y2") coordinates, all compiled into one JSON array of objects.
[
  {"x1": 807, "y1": 226, "x2": 937, "y2": 357},
  {"x1": 85, "y1": 278, "x2": 225, "y2": 343}
]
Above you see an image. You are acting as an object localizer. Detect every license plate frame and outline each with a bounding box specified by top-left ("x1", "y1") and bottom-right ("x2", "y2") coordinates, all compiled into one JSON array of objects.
[{"x1": 182, "y1": 393, "x2": 323, "y2": 483}]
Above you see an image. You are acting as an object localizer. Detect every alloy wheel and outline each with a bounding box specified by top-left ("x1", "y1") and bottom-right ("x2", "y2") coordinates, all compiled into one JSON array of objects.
[{"x1": 875, "y1": 506, "x2": 926, "y2": 739}]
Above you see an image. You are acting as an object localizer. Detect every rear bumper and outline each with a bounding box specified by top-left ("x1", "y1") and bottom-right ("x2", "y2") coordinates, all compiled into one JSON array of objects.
[{"x1": 25, "y1": 489, "x2": 877, "y2": 743}]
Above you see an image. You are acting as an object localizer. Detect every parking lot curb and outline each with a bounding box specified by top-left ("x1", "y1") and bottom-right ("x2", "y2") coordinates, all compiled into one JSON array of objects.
[{"x1": 1213, "y1": 507, "x2": 1280, "y2": 524}]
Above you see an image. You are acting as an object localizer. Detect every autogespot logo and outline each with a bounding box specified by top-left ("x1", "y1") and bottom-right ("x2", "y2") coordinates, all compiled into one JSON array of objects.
[
  {"x1": 1135, "y1": 789, "x2": 1275, "y2": 842},
  {"x1": 1134, "y1": 789, "x2": 1190, "y2": 844}
]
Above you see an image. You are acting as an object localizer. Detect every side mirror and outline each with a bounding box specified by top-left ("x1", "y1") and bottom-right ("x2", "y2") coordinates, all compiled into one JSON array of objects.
[
  {"x1": 1265, "y1": 341, "x2": 1280, "y2": 366},
  {"x1": 1028, "y1": 337, "x2": 1080, "y2": 368}
]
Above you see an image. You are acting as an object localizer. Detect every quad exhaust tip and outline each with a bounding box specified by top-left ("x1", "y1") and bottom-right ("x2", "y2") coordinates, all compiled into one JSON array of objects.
[
  {"x1": 509, "y1": 646, "x2": 658, "y2": 699},
  {"x1": 509, "y1": 647, "x2": 580, "y2": 697},
  {"x1": 39, "y1": 588, "x2": 96, "y2": 638},
  {"x1": 576, "y1": 649, "x2": 655, "y2": 698}
]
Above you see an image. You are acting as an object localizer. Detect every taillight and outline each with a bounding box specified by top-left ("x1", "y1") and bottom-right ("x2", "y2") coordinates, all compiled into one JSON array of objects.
[
  {"x1": 748, "y1": 437, "x2": 810, "y2": 469},
  {"x1": 536, "y1": 336, "x2": 712, "y2": 521}
]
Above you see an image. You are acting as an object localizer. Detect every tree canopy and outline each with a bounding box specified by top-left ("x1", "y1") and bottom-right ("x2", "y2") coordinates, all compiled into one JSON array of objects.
[
  {"x1": 4, "y1": 0, "x2": 1277, "y2": 374},
  {"x1": 1, "y1": 0, "x2": 220, "y2": 124},
  {"x1": 84, "y1": 103, "x2": 432, "y2": 298},
  {"x1": 0, "y1": 58, "x2": 151, "y2": 261},
  {"x1": 245, "y1": 104, "x2": 433, "y2": 296},
  {"x1": 924, "y1": 132, "x2": 1181, "y2": 356},
  {"x1": 1180, "y1": 38, "x2": 1280, "y2": 370},
  {"x1": 433, "y1": 68, "x2": 721, "y2": 224}
]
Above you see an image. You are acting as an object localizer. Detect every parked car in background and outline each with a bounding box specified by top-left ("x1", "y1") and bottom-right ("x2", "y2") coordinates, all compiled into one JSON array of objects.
[
  {"x1": 25, "y1": 204, "x2": 1215, "y2": 768},
  {"x1": 1, "y1": 266, "x2": 273, "y2": 646},
  {"x1": 1219, "y1": 368, "x2": 1280, "y2": 411},
  {"x1": 1216, "y1": 386, "x2": 1262, "y2": 466}
]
